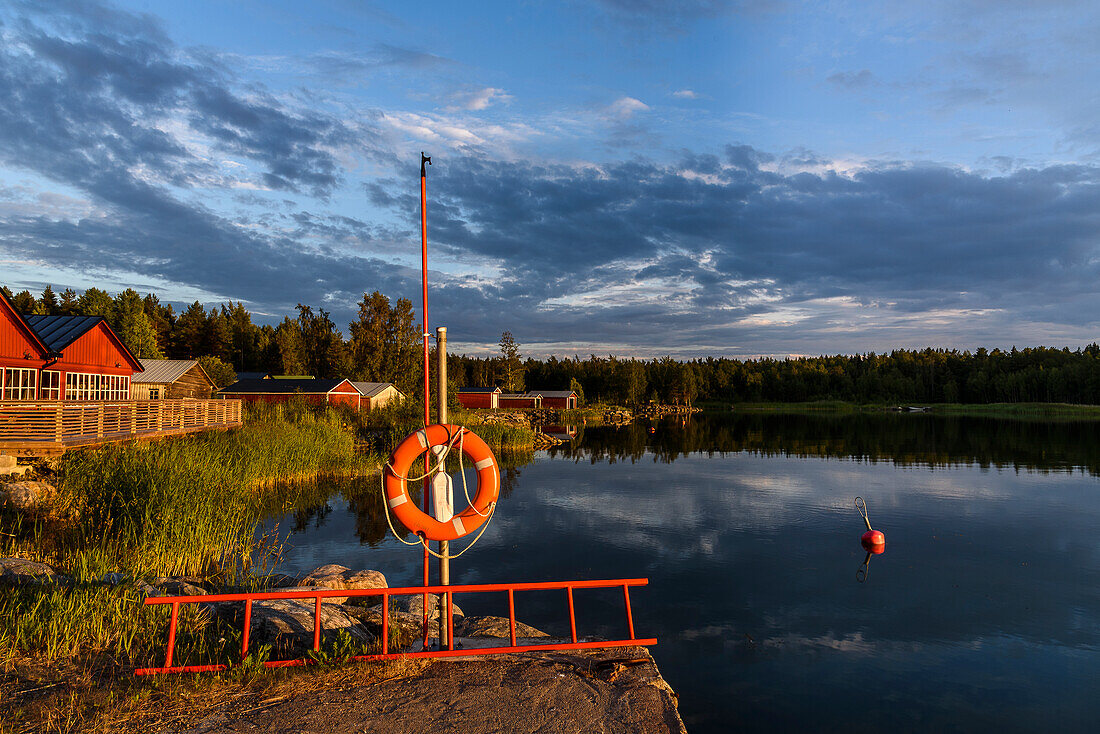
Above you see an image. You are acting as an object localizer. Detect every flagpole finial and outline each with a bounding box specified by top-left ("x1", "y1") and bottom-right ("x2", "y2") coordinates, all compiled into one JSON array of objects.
[{"x1": 421, "y1": 152, "x2": 432, "y2": 177}]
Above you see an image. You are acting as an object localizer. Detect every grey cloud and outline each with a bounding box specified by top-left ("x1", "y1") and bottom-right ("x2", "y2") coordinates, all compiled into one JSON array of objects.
[{"x1": 827, "y1": 69, "x2": 875, "y2": 89}]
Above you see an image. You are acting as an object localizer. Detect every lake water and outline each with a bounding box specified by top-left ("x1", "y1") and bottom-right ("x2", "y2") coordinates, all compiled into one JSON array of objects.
[{"x1": 264, "y1": 413, "x2": 1100, "y2": 733}]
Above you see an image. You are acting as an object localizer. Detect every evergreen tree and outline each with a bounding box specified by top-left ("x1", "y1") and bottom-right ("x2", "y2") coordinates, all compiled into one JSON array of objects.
[
  {"x1": 112, "y1": 289, "x2": 163, "y2": 358},
  {"x1": 275, "y1": 316, "x2": 307, "y2": 375},
  {"x1": 11, "y1": 290, "x2": 36, "y2": 314},
  {"x1": 38, "y1": 286, "x2": 59, "y2": 315},
  {"x1": 58, "y1": 288, "x2": 79, "y2": 315}
]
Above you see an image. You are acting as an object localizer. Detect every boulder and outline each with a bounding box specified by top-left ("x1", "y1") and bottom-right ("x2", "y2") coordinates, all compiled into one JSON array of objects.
[
  {"x1": 248, "y1": 598, "x2": 371, "y2": 656},
  {"x1": 299, "y1": 565, "x2": 387, "y2": 604},
  {"x1": 0, "y1": 556, "x2": 66, "y2": 584},
  {"x1": 0, "y1": 455, "x2": 15, "y2": 469},
  {"x1": 390, "y1": 593, "x2": 464, "y2": 620},
  {"x1": 152, "y1": 576, "x2": 211, "y2": 596},
  {"x1": 0, "y1": 481, "x2": 53, "y2": 510},
  {"x1": 455, "y1": 615, "x2": 550, "y2": 639}
]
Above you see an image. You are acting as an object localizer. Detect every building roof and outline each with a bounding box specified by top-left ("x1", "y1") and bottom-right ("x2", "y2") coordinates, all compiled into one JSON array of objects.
[
  {"x1": 501, "y1": 392, "x2": 542, "y2": 398},
  {"x1": 537, "y1": 390, "x2": 578, "y2": 398},
  {"x1": 351, "y1": 381, "x2": 402, "y2": 398},
  {"x1": 219, "y1": 378, "x2": 353, "y2": 394},
  {"x1": 132, "y1": 359, "x2": 212, "y2": 385},
  {"x1": 22, "y1": 314, "x2": 143, "y2": 371},
  {"x1": 0, "y1": 290, "x2": 49, "y2": 356},
  {"x1": 458, "y1": 386, "x2": 502, "y2": 394},
  {"x1": 23, "y1": 315, "x2": 102, "y2": 353}
]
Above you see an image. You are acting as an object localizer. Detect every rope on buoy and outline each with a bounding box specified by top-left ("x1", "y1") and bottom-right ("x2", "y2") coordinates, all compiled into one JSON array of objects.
[
  {"x1": 855, "y1": 496, "x2": 872, "y2": 530},
  {"x1": 380, "y1": 424, "x2": 497, "y2": 556}
]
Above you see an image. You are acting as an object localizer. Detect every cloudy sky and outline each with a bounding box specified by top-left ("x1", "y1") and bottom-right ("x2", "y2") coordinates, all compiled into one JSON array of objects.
[{"x1": 2, "y1": 0, "x2": 1100, "y2": 358}]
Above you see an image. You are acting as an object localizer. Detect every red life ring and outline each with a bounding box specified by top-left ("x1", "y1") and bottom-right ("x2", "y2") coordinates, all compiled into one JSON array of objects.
[{"x1": 384, "y1": 424, "x2": 499, "y2": 541}]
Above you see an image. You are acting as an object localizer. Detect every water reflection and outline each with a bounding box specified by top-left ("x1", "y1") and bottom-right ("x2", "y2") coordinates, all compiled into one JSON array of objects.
[{"x1": 264, "y1": 413, "x2": 1100, "y2": 733}]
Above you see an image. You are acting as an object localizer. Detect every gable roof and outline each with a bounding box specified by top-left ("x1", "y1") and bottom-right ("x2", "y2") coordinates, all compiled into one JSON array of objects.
[
  {"x1": 537, "y1": 390, "x2": 578, "y2": 398},
  {"x1": 219, "y1": 378, "x2": 353, "y2": 394},
  {"x1": 22, "y1": 314, "x2": 143, "y2": 371},
  {"x1": 351, "y1": 381, "x2": 402, "y2": 398},
  {"x1": 133, "y1": 359, "x2": 213, "y2": 386},
  {"x1": 23, "y1": 315, "x2": 102, "y2": 352},
  {"x1": 458, "y1": 386, "x2": 502, "y2": 394},
  {"x1": 0, "y1": 289, "x2": 49, "y2": 357}
]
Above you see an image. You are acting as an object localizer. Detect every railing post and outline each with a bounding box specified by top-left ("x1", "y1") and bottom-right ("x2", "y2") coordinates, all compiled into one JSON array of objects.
[
  {"x1": 508, "y1": 589, "x2": 517, "y2": 647},
  {"x1": 242, "y1": 599, "x2": 253, "y2": 660},
  {"x1": 622, "y1": 585, "x2": 636, "y2": 640},
  {"x1": 54, "y1": 403, "x2": 62, "y2": 445},
  {"x1": 313, "y1": 595, "x2": 322, "y2": 651},
  {"x1": 382, "y1": 594, "x2": 389, "y2": 655},
  {"x1": 130, "y1": 401, "x2": 137, "y2": 434},
  {"x1": 566, "y1": 586, "x2": 577, "y2": 643},
  {"x1": 165, "y1": 601, "x2": 180, "y2": 669},
  {"x1": 96, "y1": 403, "x2": 104, "y2": 439}
]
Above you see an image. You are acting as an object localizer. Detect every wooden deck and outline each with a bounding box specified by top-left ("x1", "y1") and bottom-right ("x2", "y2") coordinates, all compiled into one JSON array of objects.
[{"x1": 0, "y1": 399, "x2": 243, "y2": 456}]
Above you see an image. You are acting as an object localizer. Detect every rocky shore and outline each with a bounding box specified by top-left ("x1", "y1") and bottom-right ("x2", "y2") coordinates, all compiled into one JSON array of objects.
[{"x1": 1, "y1": 558, "x2": 685, "y2": 732}]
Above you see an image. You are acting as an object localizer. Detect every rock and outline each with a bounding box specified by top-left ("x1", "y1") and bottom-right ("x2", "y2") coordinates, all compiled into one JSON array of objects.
[
  {"x1": 390, "y1": 593, "x2": 464, "y2": 620},
  {"x1": 152, "y1": 576, "x2": 210, "y2": 596},
  {"x1": 0, "y1": 455, "x2": 15, "y2": 469},
  {"x1": 0, "y1": 556, "x2": 66, "y2": 584},
  {"x1": 0, "y1": 455, "x2": 30, "y2": 476},
  {"x1": 253, "y1": 572, "x2": 302, "y2": 589},
  {"x1": 249, "y1": 598, "x2": 371, "y2": 656},
  {"x1": 101, "y1": 572, "x2": 129, "y2": 586},
  {"x1": 299, "y1": 565, "x2": 387, "y2": 604},
  {"x1": 455, "y1": 615, "x2": 550, "y2": 639},
  {"x1": 0, "y1": 480, "x2": 54, "y2": 510}
]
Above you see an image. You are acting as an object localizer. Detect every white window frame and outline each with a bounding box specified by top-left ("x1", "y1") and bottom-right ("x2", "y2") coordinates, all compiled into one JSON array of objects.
[
  {"x1": 2, "y1": 367, "x2": 38, "y2": 400},
  {"x1": 40, "y1": 370, "x2": 61, "y2": 400}
]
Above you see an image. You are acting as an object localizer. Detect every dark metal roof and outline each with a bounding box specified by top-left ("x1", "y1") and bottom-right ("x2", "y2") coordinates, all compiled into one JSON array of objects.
[
  {"x1": 219, "y1": 378, "x2": 352, "y2": 394},
  {"x1": 537, "y1": 390, "x2": 578, "y2": 398},
  {"x1": 458, "y1": 387, "x2": 502, "y2": 393},
  {"x1": 350, "y1": 381, "x2": 402, "y2": 398},
  {"x1": 23, "y1": 315, "x2": 104, "y2": 352}
]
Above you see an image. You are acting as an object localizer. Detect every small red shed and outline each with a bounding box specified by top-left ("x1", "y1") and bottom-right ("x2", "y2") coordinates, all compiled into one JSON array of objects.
[
  {"x1": 499, "y1": 392, "x2": 542, "y2": 409},
  {"x1": 538, "y1": 390, "x2": 579, "y2": 409},
  {"x1": 218, "y1": 378, "x2": 361, "y2": 409},
  {"x1": 457, "y1": 387, "x2": 501, "y2": 410}
]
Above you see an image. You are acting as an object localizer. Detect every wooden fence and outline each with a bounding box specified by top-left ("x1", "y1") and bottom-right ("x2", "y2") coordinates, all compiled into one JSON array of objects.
[{"x1": 0, "y1": 400, "x2": 242, "y2": 456}]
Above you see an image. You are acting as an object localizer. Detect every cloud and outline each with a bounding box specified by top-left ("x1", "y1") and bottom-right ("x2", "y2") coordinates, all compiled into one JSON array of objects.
[
  {"x1": 446, "y1": 87, "x2": 512, "y2": 112},
  {"x1": 827, "y1": 69, "x2": 875, "y2": 89},
  {"x1": 606, "y1": 96, "x2": 650, "y2": 119},
  {"x1": 672, "y1": 89, "x2": 700, "y2": 99}
]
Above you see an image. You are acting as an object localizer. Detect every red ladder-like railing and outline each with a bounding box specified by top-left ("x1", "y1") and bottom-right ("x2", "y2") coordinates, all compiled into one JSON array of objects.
[{"x1": 134, "y1": 578, "x2": 655, "y2": 675}]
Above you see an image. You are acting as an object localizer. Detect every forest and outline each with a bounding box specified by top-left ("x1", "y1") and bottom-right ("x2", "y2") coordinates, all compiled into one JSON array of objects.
[{"x1": 6, "y1": 284, "x2": 1100, "y2": 405}]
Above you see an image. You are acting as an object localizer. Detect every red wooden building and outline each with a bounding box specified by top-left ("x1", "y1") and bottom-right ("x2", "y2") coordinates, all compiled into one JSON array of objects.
[
  {"x1": 499, "y1": 392, "x2": 543, "y2": 409},
  {"x1": 1, "y1": 290, "x2": 143, "y2": 400},
  {"x1": 457, "y1": 386, "x2": 501, "y2": 410},
  {"x1": 538, "y1": 390, "x2": 579, "y2": 409},
  {"x1": 218, "y1": 378, "x2": 361, "y2": 409}
]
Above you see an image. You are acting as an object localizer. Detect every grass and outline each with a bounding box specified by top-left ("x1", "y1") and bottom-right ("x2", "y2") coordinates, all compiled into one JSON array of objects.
[{"x1": 0, "y1": 400, "x2": 372, "y2": 670}]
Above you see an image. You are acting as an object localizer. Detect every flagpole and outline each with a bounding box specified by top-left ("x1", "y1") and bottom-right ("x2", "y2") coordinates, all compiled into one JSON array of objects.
[{"x1": 419, "y1": 152, "x2": 432, "y2": 646}]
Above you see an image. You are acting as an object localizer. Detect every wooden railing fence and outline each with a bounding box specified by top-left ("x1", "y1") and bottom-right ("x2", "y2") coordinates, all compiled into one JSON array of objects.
[{"x1": 0, "y1": 400, "x2": 242, "y2": 454}]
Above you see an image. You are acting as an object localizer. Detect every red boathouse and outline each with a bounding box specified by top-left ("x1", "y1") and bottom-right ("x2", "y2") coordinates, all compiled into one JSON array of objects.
[
  {"x1": 218, "y1": 378, "x2": 362, "y2": 409},
  {"x1": 457, "y1": 386, "x2": 502, "y2": 410}
]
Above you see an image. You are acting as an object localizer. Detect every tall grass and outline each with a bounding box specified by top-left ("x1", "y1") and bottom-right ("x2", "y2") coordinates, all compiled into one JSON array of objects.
[{"x1": 1, "y1": 402, "x2": 368, "y2": 664}]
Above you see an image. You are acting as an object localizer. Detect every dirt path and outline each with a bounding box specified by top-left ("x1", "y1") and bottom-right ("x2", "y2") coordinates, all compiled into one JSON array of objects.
[{"x1": 167, "y1": 647, "x2": 685, "y2": 734}]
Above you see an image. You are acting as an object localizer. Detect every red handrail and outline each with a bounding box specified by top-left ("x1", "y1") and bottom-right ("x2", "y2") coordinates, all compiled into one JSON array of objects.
[{"x1": 135, "y1": 578, "x2": 654, "y2": 675}]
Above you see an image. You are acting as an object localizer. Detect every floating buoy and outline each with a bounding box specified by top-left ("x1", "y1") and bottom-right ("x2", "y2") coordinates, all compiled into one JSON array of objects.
[{"x1": 855, "y1": 496, "x2": 885, "y2": 552}]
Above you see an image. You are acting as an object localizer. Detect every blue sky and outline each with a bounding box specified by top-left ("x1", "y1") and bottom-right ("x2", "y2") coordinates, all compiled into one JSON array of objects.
[{"x1": 2, "y1": 0, "x2": 1100, "y2": 357}]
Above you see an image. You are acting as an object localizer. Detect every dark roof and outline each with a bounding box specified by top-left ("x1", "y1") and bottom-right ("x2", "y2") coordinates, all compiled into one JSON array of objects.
[
  {"x1": 538, "y1": 390, "x2": 578, "y2": 398},
  {"x1": 219, "y1": 378, "x2": 352, "y2": 394},
  {"x1": 350, "y1": 381, "x2": 402, "y2": 398},
  {"x1": 458, "y1": 386, "x2": 502, "y2": 394},
  {"x1": 23, "y1": 315, "x2": 102, "y2": 352},
  {"x1": 235, "y1": 372, "x2": 271, "y2": 381}
]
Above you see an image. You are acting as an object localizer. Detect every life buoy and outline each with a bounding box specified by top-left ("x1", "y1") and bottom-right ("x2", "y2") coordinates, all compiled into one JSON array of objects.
[{"x1": 384, "y1": 424, "x2": 499, "y2": 541}]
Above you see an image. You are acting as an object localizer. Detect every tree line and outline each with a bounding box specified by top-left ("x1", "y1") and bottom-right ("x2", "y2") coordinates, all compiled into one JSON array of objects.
[{"x1": 7, "y1": 284, "x2": 1100, "y2": 404}]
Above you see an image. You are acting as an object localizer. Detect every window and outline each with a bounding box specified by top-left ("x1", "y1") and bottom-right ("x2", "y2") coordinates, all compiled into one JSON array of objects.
[
  {"x1": 40, "y1": 370, "x2": 61, "y2": 400},
  {"x1": 2, "y1": 368, "x2": 37, "y2": 400},
  {"x1": 62, "y1": 373, "x2": 131, "y2": 401}
]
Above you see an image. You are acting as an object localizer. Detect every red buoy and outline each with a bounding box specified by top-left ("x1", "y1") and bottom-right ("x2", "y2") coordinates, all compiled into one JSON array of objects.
[{"x1": 855, "y1": 497, "x2": 885, "y2": 553}]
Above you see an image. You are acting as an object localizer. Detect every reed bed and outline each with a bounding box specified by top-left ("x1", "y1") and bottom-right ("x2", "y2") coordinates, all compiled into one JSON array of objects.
[{"x1": 1, "y1": 402, "x2": 369, "y2": 665}]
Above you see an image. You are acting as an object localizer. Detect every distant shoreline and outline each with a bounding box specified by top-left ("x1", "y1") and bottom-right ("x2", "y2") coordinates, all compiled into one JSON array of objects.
[{"x1": 725, "y1": 400, "x2": 1100, "y2": 420}]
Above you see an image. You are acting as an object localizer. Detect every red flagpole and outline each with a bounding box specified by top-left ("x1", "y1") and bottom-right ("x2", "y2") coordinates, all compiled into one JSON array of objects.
[{"x1": 419, "y1": 152, "x2": 432, "y2": 645}]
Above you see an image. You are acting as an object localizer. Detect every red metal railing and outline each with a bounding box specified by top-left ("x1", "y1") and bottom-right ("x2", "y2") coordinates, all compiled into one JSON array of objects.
[{"x1": 134, "y1": 578, "x2": 654, "y2": 675}]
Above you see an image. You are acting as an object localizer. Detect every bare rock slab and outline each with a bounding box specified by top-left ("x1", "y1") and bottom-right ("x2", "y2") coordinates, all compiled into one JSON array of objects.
[
  {"x1": 455, "y1": 615, "x2": 549, "y2": 639},
  {"x1": 0, "y1": 557, "x2": 66, "y2": 584},
  {"x1": 299, "y1": 565, "x2": 387, "y2": 604},
  {"x1": 0, "y1": 481, "x2": 53, "y2": 510},
  {"x1": 249, "y1": 598, "x2": 371, "y2": 656}
]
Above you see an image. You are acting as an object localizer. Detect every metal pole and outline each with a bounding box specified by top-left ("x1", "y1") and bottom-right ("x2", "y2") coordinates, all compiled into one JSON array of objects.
[
  {"x1": 419, "y1": 152, "x2": 432, "y2": 646},
  {"x1": 436, "y1": 326, "x2": 449, "y2": 647}
]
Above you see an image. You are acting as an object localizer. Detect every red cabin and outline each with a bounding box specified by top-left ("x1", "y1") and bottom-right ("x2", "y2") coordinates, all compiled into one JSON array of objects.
[
  {"x1": 457, "y1": 387, "x2": 501, "y2": 410},
  {"x1": 1, "y1": 290, "x2": 142, "y2": 400},
  {"x1": 218, "y1": 378, "x2": 361, "y2": 409},
  {"x1": 538, "y1": 390, "x2": 579, "y2": 409}
]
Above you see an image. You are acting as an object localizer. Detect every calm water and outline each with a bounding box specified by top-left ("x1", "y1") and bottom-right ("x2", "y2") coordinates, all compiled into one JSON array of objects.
[{"x1": 264, "y1": 413, "x2": 1100, "y2": 733}]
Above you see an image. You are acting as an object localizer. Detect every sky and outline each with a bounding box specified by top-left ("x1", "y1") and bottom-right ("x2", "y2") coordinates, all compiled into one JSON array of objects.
[{"x1": 2, "y1": 0, "x2": 1100, "y2": 358}]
